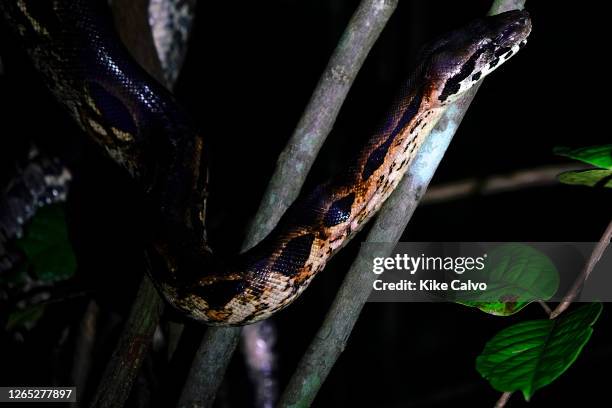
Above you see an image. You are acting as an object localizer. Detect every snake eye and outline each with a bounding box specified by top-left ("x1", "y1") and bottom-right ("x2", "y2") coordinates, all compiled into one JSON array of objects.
[{"x1": 86, "y1": 82, "x2": 138, "y2": 142}]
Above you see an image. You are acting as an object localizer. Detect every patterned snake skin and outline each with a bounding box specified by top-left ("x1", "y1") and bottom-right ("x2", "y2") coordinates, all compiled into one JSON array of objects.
[
  {"x1": 0, "y1": 0, "x2": 531, "y2": 325},
  {"x1": 0, "y1": 146, "x2": 71, "y2": 273}
]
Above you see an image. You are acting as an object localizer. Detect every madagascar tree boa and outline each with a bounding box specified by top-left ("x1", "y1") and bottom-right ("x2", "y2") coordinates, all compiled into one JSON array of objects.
[{"x1": 0, "y1": 1, "x2": 531, "y2": 325}]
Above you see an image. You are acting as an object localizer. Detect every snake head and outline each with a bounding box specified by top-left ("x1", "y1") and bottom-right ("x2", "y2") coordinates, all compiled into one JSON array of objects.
[{"x1": 422, "y1": 9, "x2": 532, "y2": 105}]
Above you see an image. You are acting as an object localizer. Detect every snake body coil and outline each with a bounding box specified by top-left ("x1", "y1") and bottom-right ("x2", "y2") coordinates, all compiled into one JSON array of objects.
[{"x1": 0, "y1": 1, "x2": 531, "y2": 325}]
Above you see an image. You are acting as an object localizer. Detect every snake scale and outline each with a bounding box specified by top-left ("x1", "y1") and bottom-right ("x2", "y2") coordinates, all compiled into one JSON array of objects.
[{"x1": 0, "y1": 1, "x2": 531, "y2": 325}]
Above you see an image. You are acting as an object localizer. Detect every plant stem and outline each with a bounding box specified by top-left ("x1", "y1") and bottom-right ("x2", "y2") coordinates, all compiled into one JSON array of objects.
[
  {"x1": 495, "y1": 392, "x2": 513, "y2": 408},
  {"x1": 550, "y1": 219, "x2": 612, "y2": 319},
  {"x1": 278, "y1": 1, "x2": 527, "y2": 406},
  {"x1": 421, "y1": 164, "x2": 583, "y2": 205},
  {"x1": 177, "y1": 1, "x2": 399, "y2": 407},
  {"x1": 90, "y1": 278, "x2": 164, "y2": 408},
  {"x1": 176, "y1": 326, "x2": 242, "y2": 408},
  {"x1": 537, "y1": 300, "x2": 552, "y2": 317}
]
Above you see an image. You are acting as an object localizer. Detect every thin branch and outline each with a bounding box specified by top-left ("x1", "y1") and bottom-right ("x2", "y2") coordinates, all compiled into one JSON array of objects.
[
  {"x1": 422, "y1": 164, "x2": 583, "y2": 205},
  {"x1": 177, "y1": 1, "x2": 399, "y2": 406},
  {"x1": 277, "y1": 1, "x2": 526, "y2": 406},
  {"x1": 537, "y1": 300, "x2": 552, "y2": 317},
  {"x1": 176, "y1": 326, "x2": 242, "y2": 408},
  {"x1": 90, "y1": 278, "x2": 164, "y2": 408},
  {"x1": 495, "y1": 392, "x2": 513, "y2": 408},
  {"x1": 550, "y1": 219, "x2": 612, "y2": 318},
  {"x1": 177, "y1": 328, "x2": 242, "y2": 408}
]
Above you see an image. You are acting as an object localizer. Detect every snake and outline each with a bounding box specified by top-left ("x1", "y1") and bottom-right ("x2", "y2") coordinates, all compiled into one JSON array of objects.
[
  {"x1": 0, "y1": 1, "x2": 531, "y2": 325},
  {"x1": 0, "y1": 146, "x2": 71, "y2": 274}
]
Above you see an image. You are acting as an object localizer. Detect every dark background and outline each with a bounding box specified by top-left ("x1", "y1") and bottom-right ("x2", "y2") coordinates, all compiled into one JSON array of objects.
[{"x1": 0, "y1": 0, "x2": 610, "y2": 407}]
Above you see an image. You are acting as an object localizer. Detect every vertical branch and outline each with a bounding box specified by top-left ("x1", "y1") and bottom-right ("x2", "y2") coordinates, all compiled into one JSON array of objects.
[
  {"x1": 177, "y1": 1, "x2": 399, "y2": 407},
  {"x1": 278, "y1": 1, "x2": 527, "y2": 406},
  {"x1": 148, "y1": 0, "x2": 197, "y2": 85},
  {"x1": 176, "y1": 326, "x2": 242, "y2": 408},
  {"x1": 90, "y1": 278, "x2": 164, "y2": 408}
]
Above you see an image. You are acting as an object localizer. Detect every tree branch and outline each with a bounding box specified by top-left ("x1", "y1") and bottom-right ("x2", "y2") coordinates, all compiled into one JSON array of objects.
[
  {"x1": 550, "y1": 219, "x2": 612, "y2": 318},
  {"x1": 176, "y1": 326, "x2": 242, "y2": 408},
  {"x1": 177, "y1": 1, "x2": 399, "y2": 406},
  {"x1": 495, "y1": 392, "x2": 513, "y2": 408},
  {"x1": 277, "y1": 1, "x2": 527, "y2": 406},
  {"x1": 537, "y1": 300, "x2": 552, "y2": 316},
  {"x1": 421, "y1": 164, "x2": 583, "y2": 205},
  {"x1": 90, "y1": 278, "x2": 164, "y2": 408}
]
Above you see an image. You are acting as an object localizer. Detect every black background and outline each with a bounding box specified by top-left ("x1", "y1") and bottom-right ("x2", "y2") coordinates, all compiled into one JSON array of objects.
[{"x1": 0, "y1": 0, "x2": 610, "y2": 407}]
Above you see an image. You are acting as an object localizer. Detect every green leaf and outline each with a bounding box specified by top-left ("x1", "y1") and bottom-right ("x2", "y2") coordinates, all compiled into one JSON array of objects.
[
  {"x1": 15, "y1": 204, "x2": 76, "y2": 282},
  {"x1": 476, "y1": 303, "x2": 603, "y2": 401},
  {"x1": 554, "y1": 145, "x2": 612, "y2": 169},
  {"x1": 558, "y1": 169, "x2": 612, "y2": 188},
  {"x1": 456, "y1": 244, "x2": 559, "y2": 316}
]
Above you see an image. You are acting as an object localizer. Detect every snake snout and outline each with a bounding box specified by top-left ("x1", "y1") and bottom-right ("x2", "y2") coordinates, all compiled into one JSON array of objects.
[
  {"x1": 492, "y1": 10, "x2": 532, "y2": 48},
  {"x1": 423, "y1": 9, "x2": 532, "y2": 104}
]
